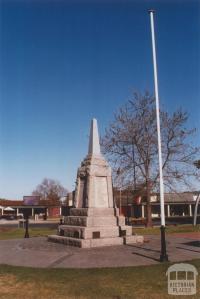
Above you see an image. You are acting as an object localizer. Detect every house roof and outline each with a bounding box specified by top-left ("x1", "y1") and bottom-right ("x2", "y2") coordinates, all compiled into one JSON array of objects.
[
  {"x1": 162, "y1": 193, "x2": 194, "y2": 203},
  {"x1": 0, "y1": 200, "x2": 24, "y2": 206},
  {"x1": 0, "y1": 199, "x2": 60, "y2": 207},
  {"x1": 114, "y1": 191, "x2": 195, "y2": 205}
]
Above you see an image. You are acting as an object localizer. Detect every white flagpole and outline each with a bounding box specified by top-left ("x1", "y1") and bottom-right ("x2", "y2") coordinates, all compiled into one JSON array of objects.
[{"x1": 148, "y1": 9, "x2": 168, "y2": 262}]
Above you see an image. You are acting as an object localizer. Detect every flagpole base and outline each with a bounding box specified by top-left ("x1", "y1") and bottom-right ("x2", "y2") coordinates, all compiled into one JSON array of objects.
[{"x1": 160, "y1": 225, "x2": 169, "y2": 262}]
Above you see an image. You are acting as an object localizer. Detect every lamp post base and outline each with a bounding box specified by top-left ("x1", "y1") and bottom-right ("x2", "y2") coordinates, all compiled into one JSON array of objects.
[
  {"x1": 24, "y1": 218, "x2": 29, "y2": 238},
  {"x1": 160, "y1": 225, "x2": 169, "y2": 262}
]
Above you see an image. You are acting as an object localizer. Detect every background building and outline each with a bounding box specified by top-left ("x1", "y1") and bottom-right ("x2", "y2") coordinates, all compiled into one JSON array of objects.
[{"x1": 113, "y1": 189, "x2": 200, "y2": 225}]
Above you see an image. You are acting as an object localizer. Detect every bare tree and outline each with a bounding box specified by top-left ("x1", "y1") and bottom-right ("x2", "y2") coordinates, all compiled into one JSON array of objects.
[
  {"x1": 32, "y1": 178, "x2": 68, "y2": 205},
  {"x1": 102, "y1": 91, "x2": 200, "y2": 226}
]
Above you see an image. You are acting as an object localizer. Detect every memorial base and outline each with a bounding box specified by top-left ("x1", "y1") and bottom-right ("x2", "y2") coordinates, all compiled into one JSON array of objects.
[{"x1": 48, "y1": 208, "x2": 144, "y2": 248}]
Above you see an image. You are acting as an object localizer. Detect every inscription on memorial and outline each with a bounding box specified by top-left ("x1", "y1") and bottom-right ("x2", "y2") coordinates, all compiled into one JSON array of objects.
[
  {"x1": 77, "y1": 178, "x2": 87, "y2": 208},
  {"x1": 94, "y1": 177, "x2": 109, "y2": 207},
  {"x1": 93, "y1": 231, "x2": 100, "y2": 239}
]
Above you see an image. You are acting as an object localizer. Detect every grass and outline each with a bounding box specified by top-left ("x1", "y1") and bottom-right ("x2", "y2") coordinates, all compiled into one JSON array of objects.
[
  {"x1": 0, "y1": 224, "x2": 199, "y2": 240},
  {"x1": 0, "y1": 227, "x2": 57, "y2": 240},
  {"x1": 47, "y1": 217, "x2": 61, "y2": 221},
  {"x1": 0, "y1": 225, "x2": 199, "y2": 298},
  {"x1": 0, "y1": 260, "x2": 199, "y2": 299},
  {"x1": 133, "y1": 224, "x2": 200, "y2": 235}
]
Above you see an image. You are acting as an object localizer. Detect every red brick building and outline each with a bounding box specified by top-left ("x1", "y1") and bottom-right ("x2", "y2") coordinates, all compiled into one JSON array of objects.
[{"x1": 0, "y1": 199, "x2": 61, "y2": 218}]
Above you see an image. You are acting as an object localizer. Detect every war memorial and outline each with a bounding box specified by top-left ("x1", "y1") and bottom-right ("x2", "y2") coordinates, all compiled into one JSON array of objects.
[{"x1": 48, "y1": 119, "x2": 143, "y2": 248}]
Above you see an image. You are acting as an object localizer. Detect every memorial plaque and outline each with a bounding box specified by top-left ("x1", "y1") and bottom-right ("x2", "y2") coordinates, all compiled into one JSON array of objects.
[
  {"x1": 94, "y1": 177, "x2": 108, "y2": 207},
  {"x1": 93, "y1": 231, "x2": 100, "y2": 239}
]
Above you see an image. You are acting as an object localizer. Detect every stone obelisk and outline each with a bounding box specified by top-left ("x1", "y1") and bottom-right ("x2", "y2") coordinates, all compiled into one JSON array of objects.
[
  {"x1": 48, "y1": 119, "x2": 143, "y2": 248},
  {"x1": 74, "y1": 118, "x2": 113, "y2": 209}
]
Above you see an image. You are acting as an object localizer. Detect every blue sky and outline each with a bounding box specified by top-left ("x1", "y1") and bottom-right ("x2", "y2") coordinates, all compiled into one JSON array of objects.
[{"x1": 0, "y1": 0, "x2": 199, "y2": 199}]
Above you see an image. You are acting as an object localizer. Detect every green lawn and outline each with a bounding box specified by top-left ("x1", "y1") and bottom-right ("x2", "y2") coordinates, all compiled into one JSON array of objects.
[
  {"x1": 0, "y1": 227, "x2": 57, "y2": 240},
  {"x1": 0, "y1": 225, "x2": 199, "y2": 298},
  {"x1": 0, "y1": 260, "x2": 199, "y2": 299},
  {"x1": 133, "y1": 224, "x2": 200, "y2": 235},
  {"x1": 0, "y1": 224, "x2": 199, "y2": 240}
]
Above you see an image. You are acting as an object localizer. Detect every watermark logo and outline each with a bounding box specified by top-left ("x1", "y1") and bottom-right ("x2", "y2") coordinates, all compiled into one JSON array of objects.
[{"x1": 166, "y1": 263, "x2": 198, "y2": 295}]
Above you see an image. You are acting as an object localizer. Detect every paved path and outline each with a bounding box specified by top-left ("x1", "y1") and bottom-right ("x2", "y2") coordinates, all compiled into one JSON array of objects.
[{"x1": 0, "y1": 233, "x2": 199, "y2": 268}]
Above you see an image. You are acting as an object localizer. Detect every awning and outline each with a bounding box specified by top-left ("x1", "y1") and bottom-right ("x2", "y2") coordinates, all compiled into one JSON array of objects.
[{"x1": 4, "y1": 207, "x2": 15, "y2": 211}]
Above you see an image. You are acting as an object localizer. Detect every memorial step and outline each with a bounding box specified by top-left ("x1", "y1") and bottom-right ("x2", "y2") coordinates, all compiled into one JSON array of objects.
[
  {"x1": 70, "y1": 207, "x2": 119, "y2": 217},
  {"x1": 64, "y1": 215, "x2": 118, "y2": 227},
  {"x1": 58, "y1": 225, "x2": 120, "y2": 239},
  {"x1": 123, "y1": 235, "x2": 144, "y2": 244},
  {"x1": 48, "y1": 235, "x2": 124, "y2": 248}
]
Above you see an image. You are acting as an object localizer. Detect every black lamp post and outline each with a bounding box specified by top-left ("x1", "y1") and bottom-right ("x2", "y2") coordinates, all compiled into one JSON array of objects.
[{"x1": 23, "y1": 210, "x2": 30, "y2": 238}]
